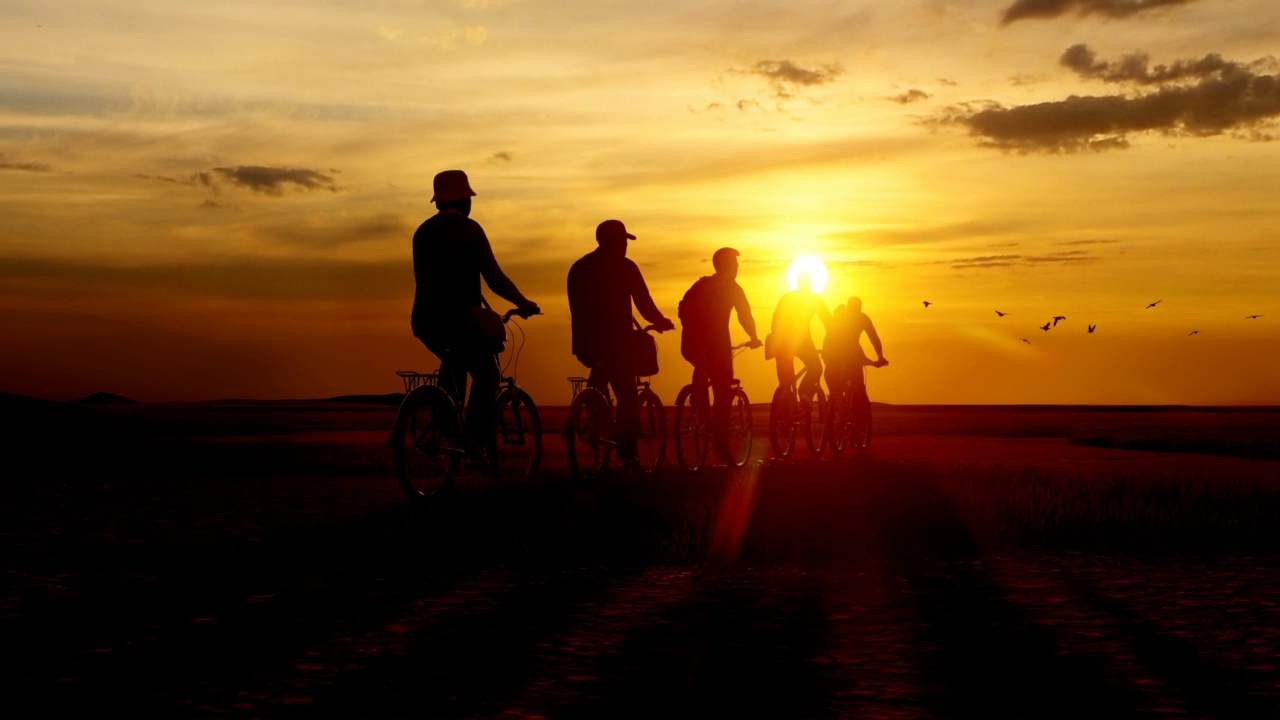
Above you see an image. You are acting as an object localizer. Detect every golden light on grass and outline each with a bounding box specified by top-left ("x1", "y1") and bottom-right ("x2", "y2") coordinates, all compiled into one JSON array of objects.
[{"x1": 786, "y1": 255, "x2": 828, "y2": 292}]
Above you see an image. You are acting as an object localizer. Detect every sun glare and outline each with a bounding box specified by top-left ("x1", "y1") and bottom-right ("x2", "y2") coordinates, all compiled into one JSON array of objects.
[{"x1": 786, "y1": 255, "x2": 828, "y2": 292}]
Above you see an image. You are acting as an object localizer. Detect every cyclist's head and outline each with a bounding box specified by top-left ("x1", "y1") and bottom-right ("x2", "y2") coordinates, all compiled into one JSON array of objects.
[
  {"x1": 712, "y1": 247, "x2": 740, "y2": 279},
  {"x1": 431, "y1": 170, "x2": 476, "y2": 204},
  {"x1": 596, "y1": 219, "x2": 635, "y2": 257},
  {"x1": 847, "y1": 296, "x2": 862, "y2": 313}
]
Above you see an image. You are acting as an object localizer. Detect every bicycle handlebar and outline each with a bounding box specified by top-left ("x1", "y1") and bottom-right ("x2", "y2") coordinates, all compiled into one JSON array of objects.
[{"x1": 503, "y1": 308, "x2": 541, "y2": 323}]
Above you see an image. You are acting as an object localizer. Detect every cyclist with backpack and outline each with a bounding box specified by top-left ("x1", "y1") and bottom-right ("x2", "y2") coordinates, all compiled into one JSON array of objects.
[{"x1": 678, "y1": 247, "x2": 763, "y2": 462}]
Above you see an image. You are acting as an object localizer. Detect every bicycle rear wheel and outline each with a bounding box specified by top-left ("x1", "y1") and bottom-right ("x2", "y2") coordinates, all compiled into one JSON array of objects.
[
  {"x1": 566, "y1": 387, "x2": 612, "y2": 480},
  {"x1": 727, "y1": 388, "x2": 753, "y2": 467},
  {"x1": 392, "y1": 386, "x2": 460, "y2": 499},
  {"x1": 804, "y1": 387, "x2": 828, "y2": 458},
  {"x1": 673, "y1": 384, "x2": 710, "y2": 471},
  {"x1": 769, "y1": 386, "x2": 796, "y2": 459},
  {"x1": 491, "y1": 387, "x2": 542, "y2": 482},
  {"x1": 635, "y1": 388, "x2": 667, "y2": 473}
]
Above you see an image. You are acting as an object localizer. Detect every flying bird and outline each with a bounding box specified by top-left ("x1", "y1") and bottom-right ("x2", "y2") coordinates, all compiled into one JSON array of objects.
[
  {"x1": 1189, "y1": 330, "x2": 1200, "y2": 336},
  {"x1": 995, "y1": 310, "x2": 1008, "y2": 317},
  {"x1": 923, "y1": 301, "x2": 932, "y2": 308},
  {"x1": 1087, "y1": 324, "x2": 1096, "y2": 333},
  {"x1": 1021, "y1": 338, "x2": 1030, "y2": 345},
  {"x1": 1040, "y1": 322, "x2": 1051, "y2": 332},
  {"x1": 1246, "y1": 314, "x2": 1263, "y2": 319},
  {"x1": 1052, "y1": 315, "x2": 1066, "y2": 326},
  {"x1": 1146, "y1": 300, "x2": 1161, "y2": 309}
]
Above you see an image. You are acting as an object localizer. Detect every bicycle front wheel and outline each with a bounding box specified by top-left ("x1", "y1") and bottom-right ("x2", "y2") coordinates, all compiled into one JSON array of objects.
[
  {"x1": 673, "y1": 385, "x2": 710, "y2": 471},
  {"x1": 566, "y1": 387, "x2": 612, "y2": 480},
  {"x1": 804, "y1": 387, "x2": 829, "y2": 458},
  {"x1": 769, "y1": 386, "x2": 796, "y2": 459},
  {"x1": 392, "y1": 386, "x2": 460, "y2": 499},
  {"x1": 491, "y1": 387, "x2": 542, "y2": 482},
  {"x1": 828, "y1": 391, "x2": 849, "y2": 458},
  {"x1": 727, "y1": 388, "x2": 753, "y2": 467},
  {"x1": 851, "y1": 389, "x2": 873, "y2": 451},
  {"x1": 635, "y1": 388, "x2": 667, "y2": 474}
]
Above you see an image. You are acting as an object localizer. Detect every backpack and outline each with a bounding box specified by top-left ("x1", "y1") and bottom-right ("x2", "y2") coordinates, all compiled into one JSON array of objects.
[{"x1": 678, "y1": 276, "x2": 715, "y2": 360}]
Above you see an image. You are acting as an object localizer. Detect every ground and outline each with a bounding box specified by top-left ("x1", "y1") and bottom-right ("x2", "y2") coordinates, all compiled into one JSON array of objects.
[{"x1": 3, "y1": 401, "x2": 1278, "y2": 718}]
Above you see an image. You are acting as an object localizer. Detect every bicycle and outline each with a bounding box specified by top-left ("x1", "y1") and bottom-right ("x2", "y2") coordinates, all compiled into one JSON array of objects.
[
  {"x1": 390, "y1": 308, "x2": 541, "y2": 499},
  {"x1": 673, "y1": 342, "x2": 755, "y2": 470},
  {"x1": 827, "y1": 357, "x2": 888, "y2": 455},
  {"x1": 565, "y1": 326, "x2": 667, "y2": 479},
  {"x1": 768, "y1": 364, "x2": 828, "y2": 459}
]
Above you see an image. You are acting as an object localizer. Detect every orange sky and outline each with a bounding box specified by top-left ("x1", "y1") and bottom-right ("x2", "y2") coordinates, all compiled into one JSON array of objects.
[{"x1": 2, "y1": 0, "x2": 1278, "y2": 405}]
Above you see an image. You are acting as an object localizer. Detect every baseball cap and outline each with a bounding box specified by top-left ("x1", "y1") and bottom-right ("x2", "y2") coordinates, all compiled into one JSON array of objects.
[{"x1": 596, "y1": 219, "x2": 636, "y2": 243}]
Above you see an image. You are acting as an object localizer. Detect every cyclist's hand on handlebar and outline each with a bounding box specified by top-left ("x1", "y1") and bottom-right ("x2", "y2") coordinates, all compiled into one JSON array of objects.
[
  {"x1": 874, "y1": 357, "x2": 889, "y2": 367},
  {"x1": 748, "y1": 338, "x2": 764, "y2": 350},
  {"x1": 516, "y1": 301, "x2": 541, "y2": 318},
  {"x1": 654, "y1": 318, "x2": 676, "y2": 333}
]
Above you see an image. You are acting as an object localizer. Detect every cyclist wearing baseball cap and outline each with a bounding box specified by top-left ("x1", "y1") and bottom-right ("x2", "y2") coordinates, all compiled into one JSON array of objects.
[{"x1": 567, "y1": 219, "x2": 675, "y2": 464}]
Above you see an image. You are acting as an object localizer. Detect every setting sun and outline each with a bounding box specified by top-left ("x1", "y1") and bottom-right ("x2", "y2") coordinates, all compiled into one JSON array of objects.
[{"x1": 786, "y1": 255, "x2": 829, "y2": 293}]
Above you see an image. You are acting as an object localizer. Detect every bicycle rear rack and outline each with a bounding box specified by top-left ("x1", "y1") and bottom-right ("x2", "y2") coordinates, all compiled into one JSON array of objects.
[{"x1": 396, "y1": 371, "x2": 439, "y2": 393}]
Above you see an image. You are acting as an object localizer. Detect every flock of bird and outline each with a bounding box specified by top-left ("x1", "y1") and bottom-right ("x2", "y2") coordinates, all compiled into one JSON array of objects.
[{"x1": 919, "y1": 300, "x2": 1265, "y2": 346}]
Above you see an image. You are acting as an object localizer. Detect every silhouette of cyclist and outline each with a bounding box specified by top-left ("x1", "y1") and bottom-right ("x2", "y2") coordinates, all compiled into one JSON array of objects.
[
  {"x1": 824, "y1": 296, "x2": 886, "y2": 405},
  {"x1": 411, "y1": 169, "x2": 540, "y2": 458},
  {"x1": 567, "y1": 220, "x2": 675, "y2": 464},
  {"x1": 679, "y1": 247, "x2": 762, "y2": 461},
  {"x1": 768, "y1": 272, "x2": 831, "y2": 402}
]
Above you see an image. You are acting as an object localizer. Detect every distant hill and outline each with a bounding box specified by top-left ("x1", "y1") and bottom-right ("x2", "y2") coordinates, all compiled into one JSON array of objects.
[
  {"x1": 70, "y1": 391, "x2": 136, "y2": 405},
  {"x1": 327, "y1": 393, "x2": 405, "y2": 406},
  {"x1": 0, "y1": 391, "x2": 65, "y2": 412}
]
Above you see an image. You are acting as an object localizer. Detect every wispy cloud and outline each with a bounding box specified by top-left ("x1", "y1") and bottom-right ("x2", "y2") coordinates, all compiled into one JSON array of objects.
[
  {"x1": 1001, "y1": 0, "x2": 1200, "y2": 25},
  {"x1": 0, "y1": 156, "x2": 51, "y2": 172},
  {"x1": 930, "y1": 46, "x2": 1280, "y2": 152}
]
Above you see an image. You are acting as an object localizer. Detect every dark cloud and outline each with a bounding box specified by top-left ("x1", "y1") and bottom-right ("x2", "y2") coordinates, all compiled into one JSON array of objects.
[
  {"x1": 890, "y1": 89, "x2": 931, "y2": 104},
  {"x1": 1001, "y1": 0, "x2": 1199, "y2": 25},
  {"x1": 749, "y1": 60, "x2": 843, "y2": 99},
  {"x1": 213, "y1": 166, "x2": 338, "y2": 195},
  {"x1": 950, "y1": 254, "x2": 1022, "y2": 269},
  {"x1": 931, "y1": 47, "x2": 1280, "y2": 152},
  {"x1": 488, "y1": 151, "x2": 513, "y2": 163},
  {"x1": 1061, "y1": 44, "x2": 1252, "y2": 85}
]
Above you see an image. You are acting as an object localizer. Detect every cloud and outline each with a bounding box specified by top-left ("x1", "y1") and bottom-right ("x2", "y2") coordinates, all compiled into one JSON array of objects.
[
  {"x1": 748, "y1": 59, "x2": 844, "y2": 99},
  {"x1": 926, "y1": 250, "x2": 1101, "y2": 269},
  {"x1": 0, "y1": 156, "x2": 50, "y2": 172},
  {"x1": 930, "y1": 47, "x2": 1280, "y2": 152},
  {"x1": 1060, "y1": 44, "x2": 1256, "y2": 85},
  {"x1": 1052, "y1": 238, "x2": 1119, "y2": 246},
  {"x1": 213, "y1": 166, "x2": 338, "y2": 195},
  {"x1": 259, "y1": 213, "x2": 408, "y2": 249},
  {"x1": 1001, "y1": 0, "x2": 1199, "y2": 25},
  {"x1": 890, "y1": 89, "x2": 931, "y2": 104},
  {"x1": 488, "y1": 151, "x2": 513, "y2": 163}
]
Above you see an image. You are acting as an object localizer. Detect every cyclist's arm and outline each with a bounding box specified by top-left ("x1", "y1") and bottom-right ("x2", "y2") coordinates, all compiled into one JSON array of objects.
[
  {"x1": 733, "y1": 285, "x2": 760, "y2": 342},
  {"x1": 476, "y1": 229, "x2": 535, "y2": 308},
  {"x1": 629, "y1": 262, "x2": 670, "y2": 327},
  {"x1": 864, "y1": 314, "x2": 885, "y2": 361},
  {"x1": 815, "y1": 296, "x2": 834, "y2": 330}
]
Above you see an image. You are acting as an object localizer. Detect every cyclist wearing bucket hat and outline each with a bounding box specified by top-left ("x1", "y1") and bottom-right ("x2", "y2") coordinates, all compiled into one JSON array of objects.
[
  {"x1": 567, "y1": 219, "x2": 675, "y2": 464},
  {"x1": 411, "y1": 169, "x2": 540, "y2": 457}
]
